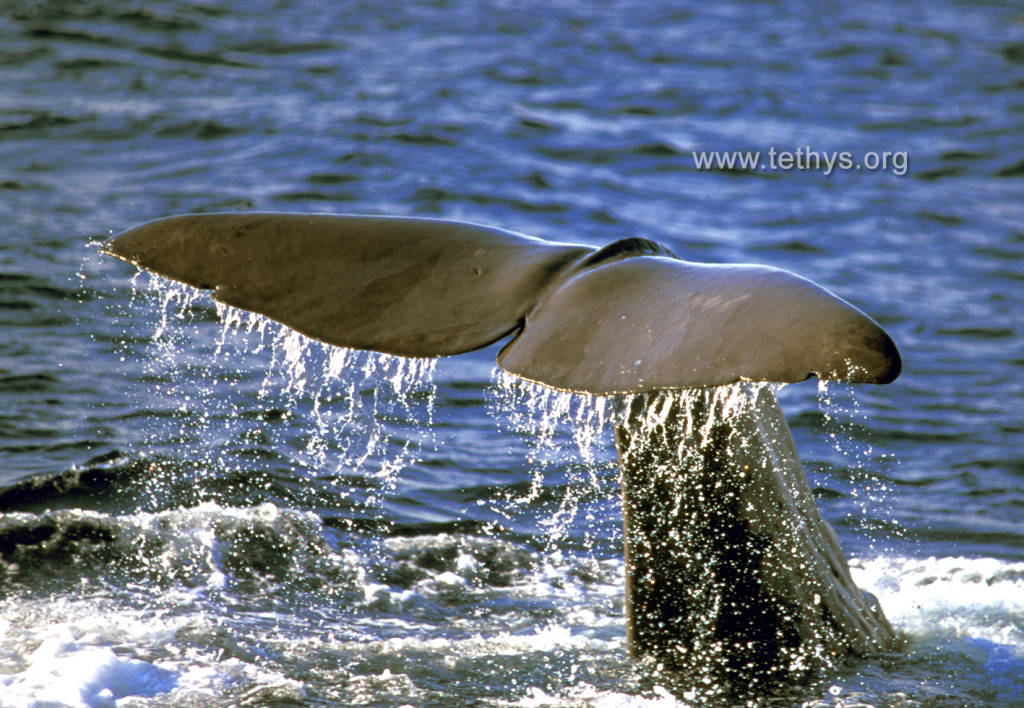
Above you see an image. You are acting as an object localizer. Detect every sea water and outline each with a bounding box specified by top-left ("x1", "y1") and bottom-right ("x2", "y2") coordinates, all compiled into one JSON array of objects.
[{"x1": 1, "y1": 0, "x2": 1022, "y2": 705}]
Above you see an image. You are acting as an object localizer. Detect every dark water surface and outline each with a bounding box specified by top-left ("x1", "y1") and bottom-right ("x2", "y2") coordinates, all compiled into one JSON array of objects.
[{"x1": 1, "y1": 1, "x2": 1022, "y2": 706}]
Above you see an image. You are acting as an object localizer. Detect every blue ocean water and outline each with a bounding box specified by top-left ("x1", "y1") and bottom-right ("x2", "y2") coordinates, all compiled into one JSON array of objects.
[{"x1": 1, "y1": 0, "x2": 1022, "y2": 705}]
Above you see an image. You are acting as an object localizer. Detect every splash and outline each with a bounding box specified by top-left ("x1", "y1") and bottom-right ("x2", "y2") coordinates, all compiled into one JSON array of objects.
[
  {"x1": 815, "y1": 380, "x2": 901, "y2": 548},
  {"x1": 618, "y1": 382, "x2": 773, "y2": 445},
  {"x1": 483, "y1": 377, "x2": 781, "y2": 548},
  {"x1": 487, "y1": 370, "x2": 618, "y2": 545},
  {"x1": 122, "y1": 273, "x2": 437, "y2": 511},
  {"x1": 115, "y1": 272, "x2": 897, "y2": 703}
]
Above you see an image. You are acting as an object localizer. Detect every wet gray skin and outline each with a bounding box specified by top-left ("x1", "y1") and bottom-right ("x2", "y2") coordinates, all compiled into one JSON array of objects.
[{"x1": 105, "y1": 212, "x2": 900, "y2": 393}]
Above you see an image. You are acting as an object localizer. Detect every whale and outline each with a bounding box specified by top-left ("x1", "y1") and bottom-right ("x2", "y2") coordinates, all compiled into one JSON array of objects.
[{"x1": 104, "y1": 212, "x2": 901, "y2": 694}]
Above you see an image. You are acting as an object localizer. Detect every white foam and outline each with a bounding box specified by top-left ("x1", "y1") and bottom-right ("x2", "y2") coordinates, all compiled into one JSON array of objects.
[
  {"x1": 851, "y1": 554, "x2": 1024, "y2": 647},
  {"x1": 500, "y1": 683, "x2": 691, "y2": 708},
  {"x1": 0, "y1": 621, "x2": 177, "y2": 708},
  {"x1": 3, "y1": 546, "x2": 1023, "y2": 706}
]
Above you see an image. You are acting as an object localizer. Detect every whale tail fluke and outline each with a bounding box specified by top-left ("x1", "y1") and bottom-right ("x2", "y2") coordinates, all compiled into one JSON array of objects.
[{"x1": 105, "y1": 212, "x2": 900, "y2": 393}]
